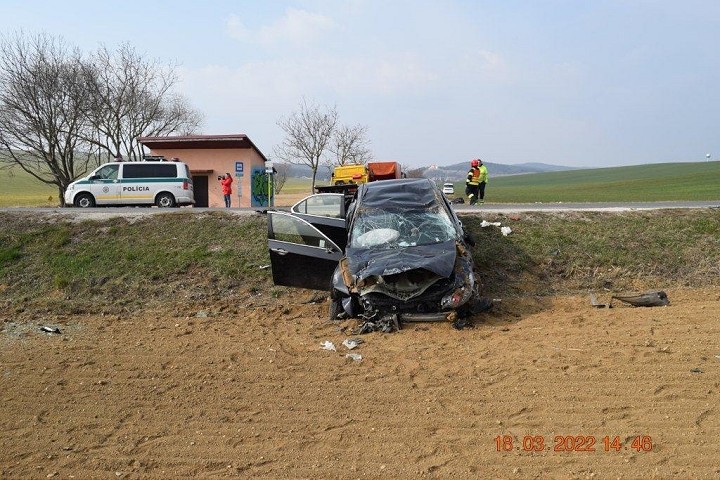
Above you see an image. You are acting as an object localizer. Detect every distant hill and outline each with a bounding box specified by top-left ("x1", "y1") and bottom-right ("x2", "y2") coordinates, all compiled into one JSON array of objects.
[
  {"x1": 284, "y1": 161, "x2": 576, "y2": 181},
  {"x1": 423, "y1": 161, "x2": 577, "y2": 181},
  {"x1": 285, "y1": 163, "x2": 335, "y2": 181}
]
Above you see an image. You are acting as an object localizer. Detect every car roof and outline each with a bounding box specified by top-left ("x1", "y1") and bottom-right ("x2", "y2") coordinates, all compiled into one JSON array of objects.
[{"x1": 357, "y1": 178, "x2": 440, "y2": 209}]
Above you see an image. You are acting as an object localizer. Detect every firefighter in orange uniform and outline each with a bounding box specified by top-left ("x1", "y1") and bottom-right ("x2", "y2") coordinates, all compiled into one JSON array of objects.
[{"x1": 465, "y1": 159, "x2": 488, "y2": 205}]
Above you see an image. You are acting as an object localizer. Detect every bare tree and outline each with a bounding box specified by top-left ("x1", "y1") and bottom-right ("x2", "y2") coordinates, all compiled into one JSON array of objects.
[
  {"x1": 328, "y1": 123, "x2": 372, "y2": 166},
  {"x1": 273, "y1": 162, "x2": 289, "y2": 194},
  {"x1": 404, "y1": 166, "x2": 426, "y2": 178},
  {"x1": 82, "y1": 44, "x2": 203, "y2": 162},
  {"x1": 274, "y1": 99, "x2": 338, "y2": 192},
  {"x1": 0, "y1": 33, "x2": 203, "y2": 205},
  {"x1": 0, "y1": 33, "x2": 95, "y2": 205}
]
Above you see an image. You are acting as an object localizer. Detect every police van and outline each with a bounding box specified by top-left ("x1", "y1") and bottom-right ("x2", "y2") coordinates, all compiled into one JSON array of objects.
[{"x1": 64, "y1": 160, "x2": 195, "y2": 208}]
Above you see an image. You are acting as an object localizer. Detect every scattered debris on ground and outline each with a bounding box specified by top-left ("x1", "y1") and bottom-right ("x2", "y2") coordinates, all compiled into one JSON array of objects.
[
  {"x1": 591, "y1": 290, "x2": 670, "y2": 308},
  {"x1": 342, "y1": 338, "x2": 363, "y2": 350},
  {"x1": 39, "y1": 325, "x2": 61, "y2": 334},
  {"x1": 612, "y1": 290, "x2": 670, "y2": 307}
]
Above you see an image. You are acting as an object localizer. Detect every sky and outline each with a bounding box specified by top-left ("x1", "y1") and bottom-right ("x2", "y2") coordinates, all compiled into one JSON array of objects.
[{"x1": 1, "y1": 0, "x2": 719, "y2": 168}]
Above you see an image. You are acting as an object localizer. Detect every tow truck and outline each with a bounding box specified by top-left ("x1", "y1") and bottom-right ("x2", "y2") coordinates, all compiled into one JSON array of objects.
[{"x1": 314, "y1": 161, "x2": 402, "y2": 197}]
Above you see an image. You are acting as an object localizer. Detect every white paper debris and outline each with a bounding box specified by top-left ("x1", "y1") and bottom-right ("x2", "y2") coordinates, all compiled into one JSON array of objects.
[{"x1": 342, "y1": 339, "x2": 361, "y2": 350}]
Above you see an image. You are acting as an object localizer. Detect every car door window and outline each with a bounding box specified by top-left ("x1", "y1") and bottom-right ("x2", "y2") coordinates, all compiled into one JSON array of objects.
[
  {"x1": 271, "y1": 213, "x2": 340, "y2": 250},
  {"x1": 292, "y1": 194, "x2": 344, "y2": 218},
  {"x1": 288, "y1": 194, "x2": 348, "y2": 251}
]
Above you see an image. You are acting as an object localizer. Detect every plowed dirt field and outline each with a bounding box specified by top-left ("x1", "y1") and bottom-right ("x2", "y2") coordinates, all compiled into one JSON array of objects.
[{"x1": 2, "y1": 288, "x2": 719, "y2": 478}]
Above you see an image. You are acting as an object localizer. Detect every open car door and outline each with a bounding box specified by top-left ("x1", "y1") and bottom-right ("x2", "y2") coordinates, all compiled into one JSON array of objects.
[
  {"x1": 290, "y1": 193, "x2": 348, "y2": 250},
  {"x1": 267, "y1": 211, "x2": 343, "y2": 291}
]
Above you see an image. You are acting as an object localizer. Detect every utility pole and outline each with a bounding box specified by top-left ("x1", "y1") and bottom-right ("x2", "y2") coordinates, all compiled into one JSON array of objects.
[{"x1": 265, "y1": 160, "x2": 274, "y2": 207}]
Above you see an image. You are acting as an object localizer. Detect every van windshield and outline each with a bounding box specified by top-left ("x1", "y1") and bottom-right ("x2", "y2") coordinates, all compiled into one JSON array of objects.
[{"x1": 94, "y1": 164, "x2": 119, "y2": 180}]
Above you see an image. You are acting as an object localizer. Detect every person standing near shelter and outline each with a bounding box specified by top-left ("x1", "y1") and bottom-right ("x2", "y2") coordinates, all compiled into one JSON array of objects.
[
  {"x1": 465, "y1": 159, "x2": 488, "y2": 205},
  {"x1": 220, "y1": 172, "x2": 233, "y2": 208}
]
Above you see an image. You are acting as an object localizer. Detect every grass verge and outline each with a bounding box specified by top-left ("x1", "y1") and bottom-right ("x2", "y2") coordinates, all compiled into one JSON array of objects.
[{"x1": 0, "y1": 209, "x2": 718, "y2": 316}]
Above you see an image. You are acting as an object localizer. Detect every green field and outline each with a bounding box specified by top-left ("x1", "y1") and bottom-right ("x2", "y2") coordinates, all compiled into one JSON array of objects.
[
  {"x1": 279, "y1": 176, "x2": 315, "y2": 194},
  {"x1": 484, "y1": 162, "x2": 720, "y2": 202},
  {"x1": 1, "y1": 208, "x2": 719, "y2": 314},
  {"x1": 0, "y1": 166, "x2": 59, "y2": 207},
  {"x1": 1, "y1": 161, "x2": 719, "y2": 207}
]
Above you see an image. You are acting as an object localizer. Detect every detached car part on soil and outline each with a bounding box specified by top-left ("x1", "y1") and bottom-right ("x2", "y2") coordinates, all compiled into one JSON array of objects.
[
  {"x1": 267, "y1": 178, "x2": 490, "y2": 329},
  {"x1": 591, "y1": 290, "x2": 670, "y2": 308}
]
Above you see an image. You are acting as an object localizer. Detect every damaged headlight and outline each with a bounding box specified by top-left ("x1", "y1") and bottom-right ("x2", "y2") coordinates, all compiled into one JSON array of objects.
[
  {"x1": 440, "y1": 286, "x2": 472, "y2": 309},
  {"x1": 440, "y1": 255, "x2": 475, "y2": 309}
]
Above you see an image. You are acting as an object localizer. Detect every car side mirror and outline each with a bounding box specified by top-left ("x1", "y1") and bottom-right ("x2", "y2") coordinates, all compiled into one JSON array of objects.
[{"x1": 89, "y1": 175, "x2": 99, "y2": 180}]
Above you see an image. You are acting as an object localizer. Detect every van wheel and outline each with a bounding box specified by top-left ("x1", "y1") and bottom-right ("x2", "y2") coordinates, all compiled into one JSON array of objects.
[
  {"x1": 74, "y1": 193, "x2": 95, "y2": 208},
  {"x1": 156, "y1": 193, "x2": 176, "y2": 208}
]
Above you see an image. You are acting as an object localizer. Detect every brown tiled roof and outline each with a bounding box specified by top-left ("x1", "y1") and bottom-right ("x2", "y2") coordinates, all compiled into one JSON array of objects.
[{"x1": 138, "y1": 134, "x2": 268, "y2": 161}]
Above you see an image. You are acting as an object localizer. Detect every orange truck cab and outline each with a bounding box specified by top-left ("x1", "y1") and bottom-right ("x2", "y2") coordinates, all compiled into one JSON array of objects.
[{"x1": 367, "y1": 161, "x2": 401, "y2": 181}]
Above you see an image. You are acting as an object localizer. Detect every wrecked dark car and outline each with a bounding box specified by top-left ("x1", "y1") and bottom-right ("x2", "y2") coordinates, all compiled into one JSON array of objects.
[{"x1": 267, "y1": 178, "x2": 487, "y2": 330}]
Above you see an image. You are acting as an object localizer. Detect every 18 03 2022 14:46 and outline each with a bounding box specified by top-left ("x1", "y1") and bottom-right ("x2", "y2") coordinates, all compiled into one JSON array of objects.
[{"x1": 495, "y1": 435, "x2": 653, "y2": 452}]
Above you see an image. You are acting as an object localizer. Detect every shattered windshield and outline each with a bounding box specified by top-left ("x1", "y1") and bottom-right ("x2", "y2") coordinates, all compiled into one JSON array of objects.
[{"x1": 349, "y1": 207, "x2": 457, "y2": 249}]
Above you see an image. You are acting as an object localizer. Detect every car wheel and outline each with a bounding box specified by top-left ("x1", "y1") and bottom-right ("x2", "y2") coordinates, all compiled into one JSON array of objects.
[
  {"x1": 329, "y1": 296, "x2": 343, "y2": 321},
  {"x1": 329, "y1": 287, "x2": 349, "y2": 320},
  {"x1": 156, "y1": 192, "x2": 176, "y2": 208},
  {"x1": 74, "y1": 193, "x2": 95, "y2": 208},
  {"x1": 334, "y1": 180, "x2": 345, "y2": 185}
]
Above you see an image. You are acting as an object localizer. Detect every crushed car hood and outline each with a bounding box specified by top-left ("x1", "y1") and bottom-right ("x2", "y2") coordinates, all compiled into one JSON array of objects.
[{"x1": 345, "y1": 239, "x2": 457, "y2": 281}]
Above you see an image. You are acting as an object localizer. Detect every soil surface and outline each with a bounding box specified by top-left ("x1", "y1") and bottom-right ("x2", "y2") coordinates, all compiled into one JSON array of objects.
[{"x1": 1, "y1": 288, "x2": 719, "y2": 478}]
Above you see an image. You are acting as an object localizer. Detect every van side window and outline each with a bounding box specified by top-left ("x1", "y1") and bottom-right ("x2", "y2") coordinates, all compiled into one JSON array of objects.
[
  {"x1": 97, "y1": 164, "x2": 119, "y2": 180},
  {"x1": 123, "y1": 164, "x2": 177, "y2": 178}
]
